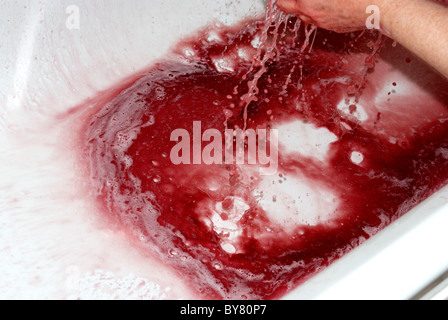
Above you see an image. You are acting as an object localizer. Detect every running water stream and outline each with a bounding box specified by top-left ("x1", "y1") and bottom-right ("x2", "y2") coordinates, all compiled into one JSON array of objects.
[
  {"x1": 238, "y1": 0, "x2": 383, "y2": 129},
  {"x1": 239, "y1": 0, "x2": 320, "y2": 128}
]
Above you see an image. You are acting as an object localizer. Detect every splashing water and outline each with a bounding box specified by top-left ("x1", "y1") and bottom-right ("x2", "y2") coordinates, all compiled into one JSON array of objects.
[
  {"x1": 239, "y1": 0, "x2": 308, "y2": 128},
  {"x1": 238, "y1": 0, "x2": 385, "y2": 129}
]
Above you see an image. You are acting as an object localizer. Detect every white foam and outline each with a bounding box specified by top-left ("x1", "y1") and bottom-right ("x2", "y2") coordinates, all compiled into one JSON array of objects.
[
  {"x1": 0, "y1": 118, "x2": 192, "y2": 300},
  {"x1": 337, "y1": 98, "x2": 369, "y2": 122},
  {"x1": 437, "y1": 148, "x2": 448, "y2": 160},
  {"x1": 237, "y1": 47, "x2": 254, "y2": 62},
  {"x1": 207, "y1": 31, "x2": 223, "y2": 43},
  {"x1": 351, "y1": 151, "x2": 364, "y2": 165},
  {"x1": 211, "y1": 196, "x2": 251, "y2": 253},
  {"x1": 276, "y1": 120, "x2": 338, "y2": 162},
  {"x1": 254, "y1": 173, "x2": 340, "y2": 231},
  {"x1": 211, "y1": 56, "x2": 235, "y2": 74},
  {"x1": 251, "y1": 36, "x2": 261, "y2": 49},
  {"x1": 67, "y1": 270, "x2": 171, "y2": 300}
]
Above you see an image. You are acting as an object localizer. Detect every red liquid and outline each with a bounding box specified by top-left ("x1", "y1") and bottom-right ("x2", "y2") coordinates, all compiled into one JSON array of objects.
[{"x1": 81, "y1": 19, "x2": 448, "y2": 299}]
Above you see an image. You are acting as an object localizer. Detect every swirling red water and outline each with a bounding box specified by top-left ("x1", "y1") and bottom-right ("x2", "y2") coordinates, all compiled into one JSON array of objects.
[{"x1": 81, "y1": 19, "x2": 448, "y2": 299}]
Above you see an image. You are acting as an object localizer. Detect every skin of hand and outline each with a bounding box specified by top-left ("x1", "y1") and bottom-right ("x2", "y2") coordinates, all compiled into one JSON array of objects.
[
  {"x1": 276, "y1": 0, "x2": 374, "y2": 33},
  {"x1": 276, "y1": 0, "x2": 448, "y2": 78}
]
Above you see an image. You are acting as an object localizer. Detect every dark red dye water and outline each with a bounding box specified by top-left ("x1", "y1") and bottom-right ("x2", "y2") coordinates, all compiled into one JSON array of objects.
[{"x1": 81, "y1": 18, "x2": 448, "y2": 299}]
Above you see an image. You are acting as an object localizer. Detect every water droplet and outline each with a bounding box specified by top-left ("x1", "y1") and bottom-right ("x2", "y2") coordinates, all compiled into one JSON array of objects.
[
  {"x1": 347, "y1": 85, "x2": 357, "y2": 96},
  {"x1": 221, "y1": 243, "x2": 236, "y2": 254},
  {"x1": 349, "y1": 105, "x2": 357, "y2": 114},
  {"x1": 214, "y1": 262, "x2": 223, "y2": 270},
  {"x1": 153, "y1": 176, "x2": 161, "y2": 183},
  {"x1": 223, "y1": 109, "x2": 233, "y2": 118},
  {"x1": 351, "y1": 151, "x2": 364, "y2": 165}
]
